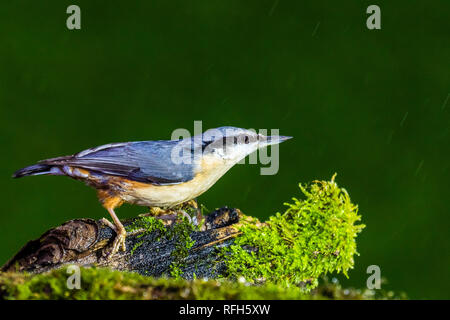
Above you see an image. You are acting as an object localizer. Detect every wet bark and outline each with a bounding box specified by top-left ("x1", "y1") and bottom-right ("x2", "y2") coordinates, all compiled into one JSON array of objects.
[{"x1": 1, "y1": 207, "x2": 243, "y2": 279}]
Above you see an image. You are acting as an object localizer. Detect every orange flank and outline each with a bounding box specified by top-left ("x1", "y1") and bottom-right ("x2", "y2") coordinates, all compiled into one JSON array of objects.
[
  {"x1": 97, "y1": 189, "x2": 125, "y2": 210},
  {"x1": 108, "y1": 176, "x2": 150, "y2": 189},
  {"x1": 75, "y1": 167, "x2": 90, "y2": 176}
]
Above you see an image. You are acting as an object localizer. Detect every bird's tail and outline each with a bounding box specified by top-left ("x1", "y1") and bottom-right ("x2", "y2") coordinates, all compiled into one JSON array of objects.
[{"x1": 12, "y1": 163, "x2": 56, "y2": 178}]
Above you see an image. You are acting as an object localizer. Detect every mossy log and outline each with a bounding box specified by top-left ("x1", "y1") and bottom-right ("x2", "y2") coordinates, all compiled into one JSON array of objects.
[
  {"x1": 1, "y1": 207, "x2": 242, "y2": 279},
  {"x1": 0, "y1": 178, "x2": 402, "y2": 300},
  {"x1": 2, "y1": 177, "x2": 365, "y2": 292}
]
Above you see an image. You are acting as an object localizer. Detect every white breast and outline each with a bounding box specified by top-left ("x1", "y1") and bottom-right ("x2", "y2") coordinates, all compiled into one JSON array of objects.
[{"x1": 120, "y1": 155, "x2": 232, "y2": 208}]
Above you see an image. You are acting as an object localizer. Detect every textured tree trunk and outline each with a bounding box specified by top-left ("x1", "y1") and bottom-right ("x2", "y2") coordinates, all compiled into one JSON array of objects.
[{"x1": 1, "y1": 207, "x2": 244, "y2": 279}]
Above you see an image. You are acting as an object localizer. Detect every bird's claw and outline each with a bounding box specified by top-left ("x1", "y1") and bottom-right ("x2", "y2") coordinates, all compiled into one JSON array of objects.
[
  {"x1": 101, "y1": 224, "x2": 127, "y2": 259},
  {"x1": 112, "y1": 230, "x2": 127, "y2": 253}
]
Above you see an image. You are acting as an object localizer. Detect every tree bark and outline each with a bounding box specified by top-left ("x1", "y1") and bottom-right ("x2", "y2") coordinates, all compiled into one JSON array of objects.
[{"x1": 1, "y1": 207, "x2": 244, "y2": 279}]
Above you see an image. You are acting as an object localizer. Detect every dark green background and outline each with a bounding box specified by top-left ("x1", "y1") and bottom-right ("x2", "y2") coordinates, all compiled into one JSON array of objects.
[{"x1": 0, "y1": 1, "x2": 448, "y2": 299}]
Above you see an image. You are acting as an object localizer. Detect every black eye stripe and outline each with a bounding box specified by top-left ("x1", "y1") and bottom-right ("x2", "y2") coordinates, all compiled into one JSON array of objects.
[
  {"x1": 202, "y1": 134, "x2": 256, "y2": 151},
  {"x1": 201, "y1": 140, "x2": 214, "y2": 151}
]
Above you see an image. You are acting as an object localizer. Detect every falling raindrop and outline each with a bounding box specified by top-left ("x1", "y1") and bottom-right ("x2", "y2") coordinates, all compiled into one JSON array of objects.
[
  {"x1": 414, "y1": 160, "x2": 424, "y2": 177},
  {"x1": 400, "y1": 112, "x2": 409, "y2": 127},
  {"x1": 441, "y1": 93, "x2": 450, "y2": 110},
  {"x1": 387, "y1": 130, "x2": 395, "y2": 144}
]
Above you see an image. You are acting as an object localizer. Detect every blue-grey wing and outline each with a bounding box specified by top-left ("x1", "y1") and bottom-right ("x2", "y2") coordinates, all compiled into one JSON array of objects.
[{"x1": 41, "y1": 140, "x2": 195, "y2": 185}]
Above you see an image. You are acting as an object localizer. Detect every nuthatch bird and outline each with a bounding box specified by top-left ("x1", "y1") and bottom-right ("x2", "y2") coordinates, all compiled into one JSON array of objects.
[{"x1": 13, "y1": 127, "x2": 292, "y2": 257}]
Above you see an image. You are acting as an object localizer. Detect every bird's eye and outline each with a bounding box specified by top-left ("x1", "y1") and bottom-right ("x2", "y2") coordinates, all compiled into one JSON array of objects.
[
  {"x1": 221, "y1": 137, "x2": 228, "y2": 150},
  {"x1": 233, "y1": 137, "x2": 238, "y2": 144},
  {"x1": 244, "y1": 136, "x2": 249, "y2": 144}
]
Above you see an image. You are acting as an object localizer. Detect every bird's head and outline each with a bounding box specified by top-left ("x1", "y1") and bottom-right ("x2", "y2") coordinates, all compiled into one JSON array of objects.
[{"x1": 196, "y1": 126, "x2": 292, "y2": 165}]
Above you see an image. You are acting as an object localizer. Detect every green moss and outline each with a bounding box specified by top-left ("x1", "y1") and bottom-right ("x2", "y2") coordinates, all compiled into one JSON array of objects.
[
  {"x1": 222, "y1": 175, "x2": 365, "y2": 290},
  {"x1": 0, "y1": 267, "x2": 398, "y2": 300},
  {"x1": 125, "y1": 215, "x2": 196, "y2": 278},
  {"x1": 125, "y1": 216, "x2": 167, "y2": 254},
  {"x1": 167, "y1": 219, "x2": 196, "y2": 277}
]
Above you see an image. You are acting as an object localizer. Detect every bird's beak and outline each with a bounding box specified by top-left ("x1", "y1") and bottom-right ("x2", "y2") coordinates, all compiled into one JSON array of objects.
[{"x1": 263, "y1": 135, "x2": 293, "y2": 146}]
